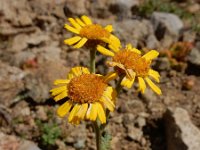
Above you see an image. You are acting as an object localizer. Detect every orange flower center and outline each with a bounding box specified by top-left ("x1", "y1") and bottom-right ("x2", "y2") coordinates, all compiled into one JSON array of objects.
[
  {"x1": 67, "y1": 74, "x2": 107, "y2": 103},
  {"x1": 113, "y1": 49, "x2": 150, "y2": 77},
  {"x1": 80, "y1": 24, "x2": 110, "y2": 40}
]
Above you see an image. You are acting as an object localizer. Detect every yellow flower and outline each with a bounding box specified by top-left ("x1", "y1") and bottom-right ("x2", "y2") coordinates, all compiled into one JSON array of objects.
[
  {"x1": 64, "y1": 15, "x2": 120, "y2": 50},
  {"x1": 50, "y1": 67, "x2": 116, "y2": 125},
  {"x1": 97, "y1": 44, "x2": 161, "y2": 95}
]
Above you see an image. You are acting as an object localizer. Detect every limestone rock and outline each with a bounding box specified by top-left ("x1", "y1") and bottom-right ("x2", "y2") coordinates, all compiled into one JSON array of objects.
[
  {"x1": 24, "y1": 60, "x2": 69, "y2": 103},
  {"x1": 187, "y1": 48, "x2": 200, "y2": 67},
  {"x1": 151, "y1": 12, "x2": 183, "y2": 38},
  {"x1": 151, "y1": 12, "x2": 183, "y2": 48},
  {"x1": 165, "y1": 107, "x2": 200, "y2": 150},
  {"x1": 19, "y1": 140, "x2": 41, "y2": 150},
  {"x1": 0, "y1": 61, "x2": 25, "y2": 106}
]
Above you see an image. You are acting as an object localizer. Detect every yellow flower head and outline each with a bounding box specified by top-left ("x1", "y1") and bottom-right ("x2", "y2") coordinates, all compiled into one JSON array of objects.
[
  {"x1": 97, "y1": 44, "x2": 161, "y2": 95},
  {"x1": 64, "y1": 15, "x2": 120, "y2": 50},
  {"x1": 50, "y1": 67, "x2": 116, "y2": 125}
]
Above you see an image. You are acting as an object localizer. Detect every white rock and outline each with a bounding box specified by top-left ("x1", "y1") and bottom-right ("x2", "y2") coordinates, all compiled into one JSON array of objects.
[
  {"x1": 188, "y1": 48, "x2": 200, "y2": 67},
  {"x1": 165, "y1": 107, "x2": 200, "y2": 150},
  {"x1": 19, "y1": 140, "x2": 41, "y2": 150},
  {"x1": 151, "y1": 12, "x2": 183, "y2": 38}
]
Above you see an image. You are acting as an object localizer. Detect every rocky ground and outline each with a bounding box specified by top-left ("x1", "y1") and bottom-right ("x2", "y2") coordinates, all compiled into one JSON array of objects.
[{"x1": 1, "y1": 0, "x2": 200, "y2": 150}]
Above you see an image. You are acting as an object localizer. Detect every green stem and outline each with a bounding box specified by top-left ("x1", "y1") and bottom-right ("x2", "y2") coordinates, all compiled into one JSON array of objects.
[
  {"x1": 115, "y1": 75, "x2": 124, "y2": 95},
  {"x1": 90, "y1": 49, "x2": 96, "y2": 73},
  {"x1": 90, "y1": 49, "x2": 101, "y2": 150},
  {"x1": 93, "y1": 121, "x2": 101, "y2": 150}
]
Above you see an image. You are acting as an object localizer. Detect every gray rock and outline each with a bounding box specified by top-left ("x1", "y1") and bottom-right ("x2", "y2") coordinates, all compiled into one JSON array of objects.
[
  {"x1": 165, "y1": 107, "x2": 200, "y2": 150},
  {"x1": 127, "y1": 125, "x2": 143, "y2": 142},
  {"x1": 13, "y1": 51, "x2": 36, "y2": 68},
  {"x1": 19, "y1": 140, "x2": 41, "y2": 150},
  {"x1": 122, "y1": 113, "x2": 135, "y2": 127},
  {"x1": 108, "y1": 0, "x2": 139, "y2": 19},
  {"x1": 35, "y1": 106, "x2": 47, "y2": 121},
  {"x1": 187, "y1": 48, "x2": 200, "y2": 67},
  {"x1": 155, "y1": 57, "x2": 171, "y2": 71},
  {"x1": 115, "y1": 19, "x2": 153, "y2": 47},
  {"x1": 119, "y1": 97, "x2": 146, "y2": 115},
  {"x1": 151, "y1": 12, "x2": 183, "y2": 38},
  {"x1": 0, "y1": 61, "x2": 25, "y2": 106},
  {"x1": 27, "y1": 33, "x2": 50, "y2": 46},
  {"x1": 112, "y1": 115, "x2": 123, "y2": 124},
  {"x1": 11, "y1": 34, "x2": 29, "y2": 52},
  {"x1": 24, "y1": 61, "x2": 69, "y2": 103},
  {"x1": 151, "y1": 12, "x2": 183, "y2": 48},
  {"x1": 109, "y1": 0, "x2": 139, "y2": 8},
  {"x1": 64, "y1": 0, "x2": 88, "y2": 16},
  {"x1": 0, "y1": 132, "x2": 20, "y2": 149},
  {"x1": 146, "y1": 34, "x2": 160, "y2": 49},
  {"x1": 73, "y1": 139, "x2": 86, "y2": 149},
  {"x1": 0, "y1": 0, "x2": 34, "y2": 26},
  {"x1": 135, "y1": 117, "x2": 146, "y2": 128},
  {"x1": 141, "y1": 88, "x2": 158, "y2": 102},
  {"x1": 0, "y1": 133, "x2": 41, "y2": 150}
]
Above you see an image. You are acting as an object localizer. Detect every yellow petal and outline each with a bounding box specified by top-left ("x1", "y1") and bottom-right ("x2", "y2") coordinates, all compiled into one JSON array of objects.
[
  {"x1": 104, "y1": 87, "x2": 115, "y2": 99},
  {"x1": 76, "y1": 103, "x2": 88, "y2": 119},
  {"x1": 106, "y1": 61, "x2": 125, "y2": 71},
  {"x1": 100, "y1": 96, "x2": 115, "y2": 112},
  {"x1": 125, "y1": 44, "x2": 141, "y2": 54},
  {"x1": 126, "y1": 43, "x2": 133, "y2": 50},
  {"x1": 50, "y1": 86, "x2": 67, "y2": 96},
  {"x1": 81, "y1": 67, "x2": 90, "y2": 74},
  {"x1": 103, "y1": 72, "x2": 118, "y2": 82},
  {"x1": 86, "y1": 104, "x2": 92, "y2": 119},
  {"x1": 68, "y1": 104, "x2": 81, "y2": 122},
  {"x1": 97, "y1": 45, "x2": 115, "y2": 57},
  {"x1": 57, "y1": 101, "x2": 72, "y2": 117},
  {"x1": 54, "y1": 79, "x2": 70, "y2": 85},
  {"x1": 125, "y1": 69, "x2": 135, "y2": 79},
  {"x1": 73, "y1": 37, "x2": 88, "y2": 48},
  {"x1": 109, "y1": 35, "x2": 121, "y2": 48},
  {"x1": 64, "y1": 36, "x2": 82, "y2": 45},
  {"x1": 68, "y1": 18, "x2": 82, "y2": 30},
  {"x1": 108, "y1": 44, "x2": 120, "y2": 53},
  {"x1": 70, "y1": 116, "x2": 80, "y2": 125},
  {"x1": 71, "y1": 67, "x2": 84, "y2": 76},
  {"x1": 106, "y1": 61, "x2": 117, "y2": 67},
  {"x1": 96, "y1": 103, "x2": 106, "y2": 124},
  {"x1": 121, "y1": 75, "x2": 135, "y2": 89},
  {"x1": 54, "y1": 91, "x2": 68, "y2": 101},
  {"x1": 148, "y1": 69, "x2": 160, "y2": 82},
  {"x1": 81, "y1": 15, "x2": 92, "y2": 25},
  {"x1": 67, "y1": 72, "x2": 75, "y2": 80},
  {"x1": 75, "y1": 18, "x2": 85, "y2": 26},
  {"x1": 89, "y1": 103, "x2": 98, "y2": 121},
  {"x1": 142, "y1": 50, "x2": 159, "y2": 61},
  {"x1": 130, "y1": 48, "x2": 141, "y2": 54},
  {"x1": 145, "y1": 77, "x2": 162, "y2": 95},
  {"x1": 104, "y1": 25, "x2": 113, "y2": 32},
  {"x1": 100, "y1": 37, "x2": 110, "y2": 43},
  {"x1": 67, "y1": 67, "x2": 90, "y2": 80},
  {"x1": 64, "y1": 24, "x2": 79, "y2": 34},
  {"x1": 138, "y1": 77, "x2": 146, "y2": 94}
]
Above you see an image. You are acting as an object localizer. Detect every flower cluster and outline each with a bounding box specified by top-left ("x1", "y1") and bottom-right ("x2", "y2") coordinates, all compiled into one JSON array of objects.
[{"x1": 50, "y1": 15, "x2": 161, "y2": 125}]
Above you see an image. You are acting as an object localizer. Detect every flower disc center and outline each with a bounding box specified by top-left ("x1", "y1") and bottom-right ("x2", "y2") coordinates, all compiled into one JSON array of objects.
[
  {"x1": 80, "y1": 24, "x2": 110, "y2": 40},
  {"x1": 68, "y1": 74, "x2": 107, "y2": 103},
  {"x1": 113, "y1": 50, "x2": 150, "y2": 77}
]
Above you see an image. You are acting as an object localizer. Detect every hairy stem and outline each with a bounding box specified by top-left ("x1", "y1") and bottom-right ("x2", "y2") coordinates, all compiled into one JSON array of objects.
[
  {"x1": 93, "y1": 121, "x2": 102, "y2": 150},
  {"x1": 90, "y1": 49, "x2": 102, "y2": 150},
  {"x1": 90, "y1": 49, "x2": 96, "y2": 73}
]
